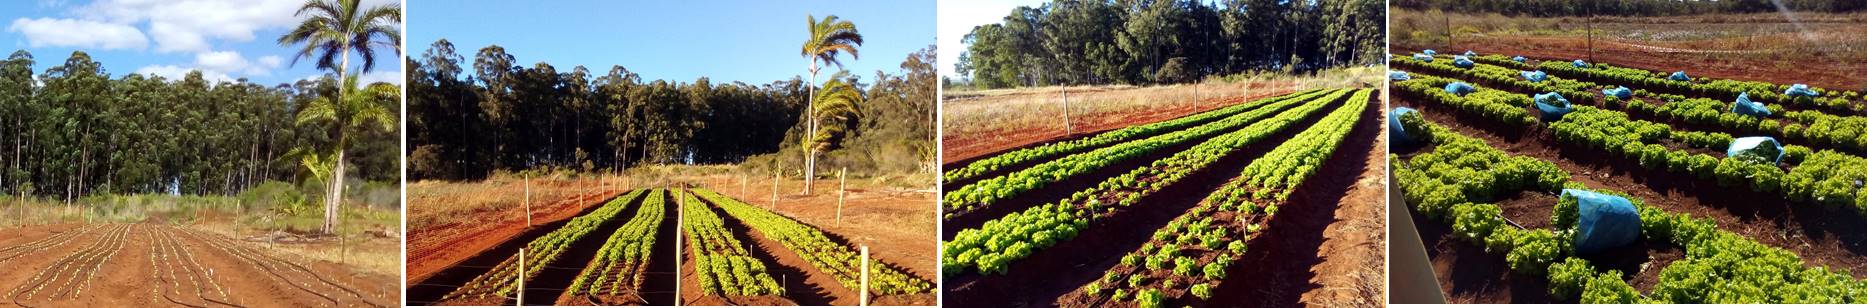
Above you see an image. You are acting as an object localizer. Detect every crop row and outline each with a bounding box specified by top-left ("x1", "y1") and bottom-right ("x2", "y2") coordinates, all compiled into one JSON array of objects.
[
  {"x1": 1529, "y1": 58, "x2": 1864, "y2": 114},
  {"x1": 940, "y1": 88, "x2": 1358, "y2": 277},
  {"x1": 943, "y1": 89, "x2": 1320, "y2": 183},
  {"x1": 1410, "y1": 69, "x2": 1867, "y2": 216},
  {"x1": 1081, "y1": 89, "x2": 1372, "y2": 307},
  {"x1": 678, "y1": 189, "x2": 784, "y2": 297},
  {"x1": 443, "y1": 189, "x2": 647, "y2": 302},
  {"x1": 693, "y1": 189, "x2": 932, "y2": 295},
  {"x1": 1398, "y1": 121, "x2": 1867, "y2": 303},
  {"x1": 568, "y1": 189, "x2": 669, "y2": 297},
  {"x1": 942, "y1": 89, "x2": 1334, "y2": 217}
]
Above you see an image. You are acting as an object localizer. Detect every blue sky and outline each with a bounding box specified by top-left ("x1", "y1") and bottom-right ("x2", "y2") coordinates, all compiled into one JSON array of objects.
[
  {"x1": 937, "y1": 0, "x2": 1045, "y2": 78},
  {"x1": 0, "y1": 0, "x2": 403, "y2": 86},
  {"x1": 408, "y1": 0, "x2": 935, "y2": 85}
]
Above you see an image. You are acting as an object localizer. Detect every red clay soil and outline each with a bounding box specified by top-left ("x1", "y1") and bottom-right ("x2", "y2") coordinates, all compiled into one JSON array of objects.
[
  {"x1": 404, "y1": 187, "x2": 624, "y2": 284},
  {"x1": 1296, "y1": 92, "x2": 1390, "y2": 308},
  {"x1": 942, "y1": 89, "x2": 1298, "y2": 165},
  {"x1": 1395, "y1": 97, "x2": 1867, "y2": 283},
  {"x1": 0, "y1": 223, "x2": 397, "y2": 308},
  {"x1": 1399, "y1": 37, "x2": 1867, "y2": 90}
]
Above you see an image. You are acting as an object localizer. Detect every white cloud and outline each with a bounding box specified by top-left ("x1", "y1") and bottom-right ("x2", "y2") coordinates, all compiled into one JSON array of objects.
[
  {"x1": 134, "y1": 64, "x2": 234, "y2": 83},
  {"x1": 358, "y1": 70, "x2": 402, "y2": 86},
  {"x1": 76, "y1": 0, "x2": 402, "y2": 54},
  {"x1": 193, "y1": 50, "x2": 279, "y2": 76},
  {"x1": 7, "y1": 17, "x2": 148, "y2": 50},
  {"x1": 257, "y1": 55, "x2": 282, "y2": 68}
]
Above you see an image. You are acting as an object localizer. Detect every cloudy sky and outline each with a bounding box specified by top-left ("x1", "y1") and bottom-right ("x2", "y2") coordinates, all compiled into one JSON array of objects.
[
  {"x1": 2, "y1": 0, "x2": 403, "y2": 86},
  {"x1": 409, "y1": 0, "x2": 934, "y2": 84}
]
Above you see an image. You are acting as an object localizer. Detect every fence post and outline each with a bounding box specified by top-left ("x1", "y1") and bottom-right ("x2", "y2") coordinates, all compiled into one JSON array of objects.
[
  {"x1": 860, "y1": 245, "x2": 870, "y2": 306},
  {"x1": 525, "y1": 175, "x2": 532, "y2": 227},
  {"x1": 517, "y1": 248, "x2": 525, "y2": 306},
  {"x1": 837, "y1": 167, "x2": 846, "y2": 227},
  {"x1": 771, "y1": 171, "x2": 779, "y2": 210},
  {"x1": 1061, "y1": 88, "x2": 1072, "y2": 135}
]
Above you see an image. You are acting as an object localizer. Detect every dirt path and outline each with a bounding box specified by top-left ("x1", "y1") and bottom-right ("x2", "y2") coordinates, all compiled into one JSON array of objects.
[
  {"x1": 1298, "y1": 92, "x2": 1389, "y2": 308},
  {"x1": 0, "y1": 223, "x2": 397, "y2": 307}
]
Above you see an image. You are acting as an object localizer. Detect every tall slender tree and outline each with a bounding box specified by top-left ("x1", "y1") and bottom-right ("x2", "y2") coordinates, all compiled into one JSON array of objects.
[
  {"x1": 800, "y1": 14, "x2": 862, "y2": 194},
  {"x1": 278, "y1": 0, "x2": 402, "y2": 234}
]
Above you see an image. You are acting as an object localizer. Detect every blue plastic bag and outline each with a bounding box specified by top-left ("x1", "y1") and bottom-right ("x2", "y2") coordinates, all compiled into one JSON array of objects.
[
  {"x1": 1423, "y1": 49, "x2": 1437, "y2": 56},
  {"x1": 1785, "y1": 84, "x2": 1821, "y2": 97},
  {"x1": 1390, "y1": 107, "x2": 1423, "y2": 146},
  {"x1": 1388, "y1": 70, "x2": 1411, "y2": 81},
  {"x1": 1603, "y1": 86, "x2": 1632, "y2": 100},
  {"x1": 1669, "y1": 71, "x2": 1690, "y2": 81},
  {"x1": 1413, "y1": 53, "x2": 1433, "y2": 62},
  {"x1": 1535, "y1": 92, "x2": 1574, "y2": 121},
  {"x1": 1444, "y1": 82, "x2": 1475, "y2": 96},
  {"x1": 1564, "y1": 189, "x2": 1641, "y2": 255},
  {"x1": 1452, "y1": 56, "x2": 1474, "y2": 69},
  {"x1": 1731, "y1": 92, "x2": 1771, "y2": 117},
  {"x1": 1726, "y1": 136, "x2": 1784, "y2": 164},
  {"x1": 1512, "y1": 56, "x2": 1527, "y2": 63},
  {"x1": 1572, "y1": 59, "x2": 1589, "y2": 68},
  {"x1": 1463, "y1": 50, "x2": 1478, "y2": 57},
  {"x1": 1521, "y1": 70, "x2": 1548, "y2": 82}
]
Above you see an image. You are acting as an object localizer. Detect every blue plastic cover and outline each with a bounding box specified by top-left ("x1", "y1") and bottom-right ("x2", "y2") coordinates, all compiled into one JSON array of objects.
[
  {"x1": 1572, "y1": 59, "x2": 1589, "y2": 68},
  {"x1": 1726, "y1": 136, "x2": 1785, "y2": 164},
  {"x1": 1413, "y1": 53, "x2": 1433, "y2": 62},
  {"x1": 1535, "y1": 92, "x2": 1574, "y2": 121},
  {"x1": 1785, "y1": 84, "x2": 1821, "y2": 97},
  {"x1": 1452, "y1": 56, "x2": 1474, "y2": 68},
  {"x1": 1521, "y1": 70, "x2": 1548, "y2": 82},
  {"x1": 1669, "y1": 71, "x2": 1690, "y2": 81},
  {"x1": 1423, "y1": 49, "x2": 1437, "y2": 56},
  {"x1": 1564, "y1": 189, "x2": 1642, "y2": 255},
  {"x1": 1603, "y1": 86, "x2": 1632, "y2": 100},
  {"x1": 1512, "y1": 56, "x2": 1527, "y2": 63},
  {"x1": 1444, "y1": 82, "x2": 1475, "y2": 96},
  {"x1": 1731, "y1": 92, "x2": 1771, "y2": 117},
  {"x1": 1463, "y1": 50, "x2": 1478, "y2": 57},
  {"x1": 1388, "y1": 70, "x2": 1411, "y2": 81},
  {"x1": 1389, "y1": 107, "x2": 1422, "y2": 146}
]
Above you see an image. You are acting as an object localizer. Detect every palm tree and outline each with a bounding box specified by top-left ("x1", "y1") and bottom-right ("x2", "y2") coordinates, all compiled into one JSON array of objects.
[
  {"x1": 278, "y1": 0, "x2": 401, "y2": 235},
  {"x1": 809, "y1": 71, "x2": 862, "y2": 154},
  {"x1": 294, "y1": 75, "x2": 397, "y2": 234},
  {"x1": 800, "y1": 14, "x2": 862, "y2": 194}
]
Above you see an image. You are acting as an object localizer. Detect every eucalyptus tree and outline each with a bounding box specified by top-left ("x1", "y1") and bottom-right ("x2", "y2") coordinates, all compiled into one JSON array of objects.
[
  {"x1": 278, "y1": 0, "x2": 402, "y2": 234},
  {"x1": 800, "y1": 14, "x2": 863, "y2": 193}
]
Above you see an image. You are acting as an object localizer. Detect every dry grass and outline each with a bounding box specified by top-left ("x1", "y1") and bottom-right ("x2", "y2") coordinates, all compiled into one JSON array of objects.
[
  {"x1": 405, "y1": 171, "x2": 626, "y2": 232},
  {"x1": 941, "y1": 68, "x2": 1384, "y2": 141},
  {"x1": 1393, "y1": 8, "x2": 1867, "y2": 62}
]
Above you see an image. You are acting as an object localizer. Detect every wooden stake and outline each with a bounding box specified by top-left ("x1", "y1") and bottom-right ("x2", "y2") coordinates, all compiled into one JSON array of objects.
[
  {"x1": 860, "y1": 245, "x2": 870, "y2": 306},
  {"x1": 837, "y1": 167, "x2": 846, "y2": 227},
  {"x1": 517, "y1": 248, "x2": 525, "y2": 306},
  {"x1": 1061, "y1": 89, "x2": 1072, "y2": 135},
  {"x1": 771, "y1": 171, "x2": 779, "y2": 210},
  {"x1": 525, "y1": 175, "x2": 532, "y2": 227}
]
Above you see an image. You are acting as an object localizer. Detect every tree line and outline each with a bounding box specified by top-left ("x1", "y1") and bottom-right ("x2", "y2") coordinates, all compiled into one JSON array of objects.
[
  {"x1": 952, "y1": 0, "x2": 1386, "y2": 89},
  {"x1": 0, "y1": 50, "x2": 400, "y2": 202},
  {"x1": 406, "y1": 39, "x2": 936, "y2": 181},
  {"x1": 1392, "y1": 0, "x2": 1867, "y2": 17}
]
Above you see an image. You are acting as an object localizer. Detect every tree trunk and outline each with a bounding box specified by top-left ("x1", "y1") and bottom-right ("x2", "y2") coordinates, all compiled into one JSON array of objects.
[
  {"x1": 324, "y1": 149, "x2": 345, "y2": 234},
  {"x1": 803, "y1": 61, "x2": 818, "y2": 195},
  {"x1": 323, "y1": 46, "x2": 352, "y2": 236}
]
